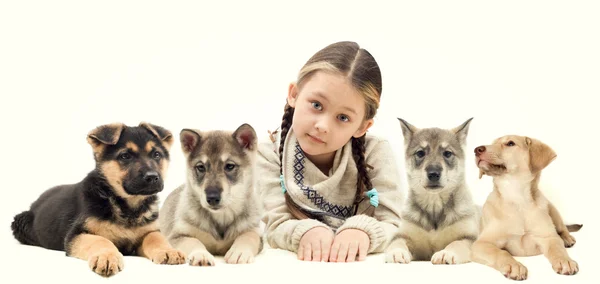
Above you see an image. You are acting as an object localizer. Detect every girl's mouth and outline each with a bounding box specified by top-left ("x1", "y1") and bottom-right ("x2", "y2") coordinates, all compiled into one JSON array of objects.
[{"x1": 307, "y1": 134, "x2": 325, "y2": 144}]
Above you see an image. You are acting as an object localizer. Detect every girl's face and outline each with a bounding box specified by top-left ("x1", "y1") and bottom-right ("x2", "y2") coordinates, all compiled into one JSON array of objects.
[{"x1": 288, "y1": 71, "x2": 373, "y2": 160}]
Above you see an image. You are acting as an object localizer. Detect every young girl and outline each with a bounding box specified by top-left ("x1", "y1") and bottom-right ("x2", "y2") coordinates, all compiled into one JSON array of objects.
[{"x1": 257, "y1": 41, "x2": 404, "y2": 262}]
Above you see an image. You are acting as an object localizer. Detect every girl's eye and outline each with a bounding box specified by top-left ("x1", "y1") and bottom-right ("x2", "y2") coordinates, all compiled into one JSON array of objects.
[
  {"x1": 337, "y1": 114, "x2": 350, "y2": 122},
  {"x1": 311, "y1": 102, "x2": 322, "y2": 110}
]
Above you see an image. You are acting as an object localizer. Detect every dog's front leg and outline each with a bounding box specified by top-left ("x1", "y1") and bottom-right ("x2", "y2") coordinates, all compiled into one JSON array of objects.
[
  {"x1": 137, "y1": 231, "x2": 186, "y2": 265},
  {"x1": 471, "y1": 239, "x2": 528, "y2": 280},
  {"x1": 384, "y1": 237, "x2": 412, "y2": 263},
  {"x1": 548, "y1": 202, "x2": 577, "y2": 247},
  {"x1": 170, "y1": 233, "x2": 216, "y2": 266},
  {"x1": 67, "y1": 234, "x2": 124, "y2": 277},
  {"x1": 224, "y1": 230, "x2": 263, "y2": 264},
  {"x1": 535, "y1": 235, "x2": 579, "y2": 275},
  {"x1": 432, "y1": 238, "x2": 473, "y2": 265}
]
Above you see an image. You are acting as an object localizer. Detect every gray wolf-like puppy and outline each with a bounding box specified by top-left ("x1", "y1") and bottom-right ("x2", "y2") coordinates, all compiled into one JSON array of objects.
[
  {"x1": 386, "y1": 118, "x2": 479, "y2": 265},
  {"x1": 159, "y1": 123, "x2": 263, "y2": 265}
]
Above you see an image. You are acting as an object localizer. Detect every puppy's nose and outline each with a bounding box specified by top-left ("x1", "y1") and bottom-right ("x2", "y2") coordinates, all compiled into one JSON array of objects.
[
  {"x1": 475, "y1": 146, "x2": 486, "y2": 156},
  {"x1": 205, "y1": 187, "x2": 222, "y2": 206},
  {"x1": 427, "y1": 171, "x2": 441, "y2": 182},
  {"x1": 143, "y1": 171, "x2": 160, "y2": 184},
  {"x1": 426, "y1": 165, "x2": 442, "y2": 182}
]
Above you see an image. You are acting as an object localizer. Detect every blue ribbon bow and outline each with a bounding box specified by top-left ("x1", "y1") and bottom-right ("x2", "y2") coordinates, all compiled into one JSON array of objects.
[
  {"x1": 366, "y1": 188, "x2": 379, "y2": 207},
  {"x1": 280, "y1": 174, "x2": 287, "y2": 193}
]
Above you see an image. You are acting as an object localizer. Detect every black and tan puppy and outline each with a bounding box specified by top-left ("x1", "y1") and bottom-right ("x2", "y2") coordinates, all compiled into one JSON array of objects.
[{"x1": 11, "y1": 122, "x2": 186, "y2": 277}]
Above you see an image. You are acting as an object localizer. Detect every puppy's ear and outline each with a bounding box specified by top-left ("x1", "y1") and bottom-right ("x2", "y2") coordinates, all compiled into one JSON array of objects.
[
  {"x1": 180, "y1": 129, "x2": 201, "y2": 156},
  {"x1": 398, "y1": 118, "x2": 418, "y2": 146},
  {"x1": 87, "y1": 123, "x2": 125, "y2": 160},
  {"x1": 526, "y1": 137, "x2": 557, "y2": 173},
  {"x1": 233, "y1": 123, "x2": 257, "y2": 151},
  {"x1": 140, "y1": 122, "x2": 174, "y2": 149},
  {"x1": 87, "y1": 123, "x2": 125, "y2": 146},
  {"x1": 451, "y1": 117, "x2": 474, "y2": 146}
]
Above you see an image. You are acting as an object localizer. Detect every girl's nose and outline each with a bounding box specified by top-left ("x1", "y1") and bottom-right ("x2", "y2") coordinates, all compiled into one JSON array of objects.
[{"x1": 314, "y1": 118, "x2": 329, "y2": 133}]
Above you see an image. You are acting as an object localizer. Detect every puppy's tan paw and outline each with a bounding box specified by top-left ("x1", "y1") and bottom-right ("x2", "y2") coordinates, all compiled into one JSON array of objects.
[
  {"x1": 224, "y1": 246, "x2": 255, "y2": 264},
  {"x1": 552, "y1": 258, "x2": 578, "y2": 275},
  {"x1": 88, "y1": 251, "x2": 124, "y2": 277},
  {"x1": 560, "y1": 232, "x2": 576, "y2": 248},
  {"x1": 188, "y1": 250, "x2": 216, "y2": 266},
  {"x1": 500, "y1": 262, "x2": 528, "y2": 281},
  {"x1": 385, "y1": 248, "x2": 412, "y2": 264},
  {"x1": 431, "y1": 249, "x2": 469, "y2": 265},
  {"x1": 150, "y1": 248, "x2": 186, "y2": 265}
]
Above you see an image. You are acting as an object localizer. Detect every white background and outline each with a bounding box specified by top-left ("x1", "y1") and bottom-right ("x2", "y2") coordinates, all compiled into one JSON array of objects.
[{"x1": 1, "y1": 1, "x2": 598, "y2": 283}]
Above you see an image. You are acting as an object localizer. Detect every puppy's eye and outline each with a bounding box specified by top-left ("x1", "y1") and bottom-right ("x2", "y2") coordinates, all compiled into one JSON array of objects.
[
  {"x1": 507, "y1": 141, "x2": 516, "y2": 147},
  {"x1": 153, "y1": 151, "x2": 162, "y2": 160},
  {"x1": 415, "y1": 150, "x2": 426, "y2": 158},
  {"x1": 119, "y1": 153, "x2": 132, "y2": 161},
  {"x1": 196, "y1": 164, "x2": 206, "y2": 173},
  {"x1": 443, "y1": 151, "x2": 453, "y2": 158},
  {"x1": 224, "y1": 163, "x2": 236, "y2": 172}
]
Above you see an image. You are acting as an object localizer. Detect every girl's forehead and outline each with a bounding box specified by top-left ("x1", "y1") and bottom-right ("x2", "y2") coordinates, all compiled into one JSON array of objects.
[
  {"x1": 301, "y1": 72, "x2": 363, "y2": 104},
  {"x1": 302, "y1": 71, "x2": 352, "y2": 89}
]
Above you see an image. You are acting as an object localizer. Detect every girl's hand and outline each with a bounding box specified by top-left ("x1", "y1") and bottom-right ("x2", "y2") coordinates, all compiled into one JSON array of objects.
[
  {"x1": 298, "y1": 226, "x2": 334, "y2": 262},
  {"x1": 329, "y1": 229, "x2": 370, "y2": 262}
]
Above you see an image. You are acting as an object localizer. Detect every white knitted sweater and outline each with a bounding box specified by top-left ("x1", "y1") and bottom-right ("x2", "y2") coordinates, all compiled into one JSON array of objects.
[{"x1": 257, "y1": 128, "x2": 404, "y2": 254}]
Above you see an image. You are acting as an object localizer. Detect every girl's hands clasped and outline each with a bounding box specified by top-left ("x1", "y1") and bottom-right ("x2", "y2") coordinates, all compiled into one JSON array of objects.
[
  {"x1": 329, "y1": 229, "x2": 370, "y2": 262},
  {"x1": 298, "y1": 226, "x2": 334, "y2": 262},
  {"x1": 298, "y1": 227, "x2": 370, "y2": 262}
]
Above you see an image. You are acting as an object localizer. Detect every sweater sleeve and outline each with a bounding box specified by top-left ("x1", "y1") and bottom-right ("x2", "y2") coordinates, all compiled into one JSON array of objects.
[
  {"x1": 256, "y1": 140, "x2": 332, "y2": 252},
  {"x1": 335, "y1": 138, "x2": 404, "y2": 253}
]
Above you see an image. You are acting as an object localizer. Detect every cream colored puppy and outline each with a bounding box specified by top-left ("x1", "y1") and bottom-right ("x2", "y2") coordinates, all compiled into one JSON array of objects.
[{"x1": 472, "y1": 135, "x2": 581, "y2": 281}]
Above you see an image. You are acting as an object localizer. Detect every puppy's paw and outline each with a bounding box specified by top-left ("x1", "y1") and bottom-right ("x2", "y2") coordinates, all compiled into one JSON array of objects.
[
  {"x1": 224, "y1": 246, "x2": 255, "y2": 264},
  {"x1": 88, "y1": 250, "x2": 124, "y2": 277},
  {"x1": 188, "y1": 250, "x2": 216, "y2": 266},
  {"x1": 431, "y1": 249, "x2": 469, "y2": 265},
  {"x1": 150, "y1": 248, "x2": 186, "y2": 265},
  {"x1": 560, "y1": 231, "x2": 576, "y2": 248},
  {"x1": 500, "y1": 261, "x2": 528, "y2": 281},
  {"x1": 385, "y1": 248, "x2": 412, "y2": 264},
  {"x1": 552, "y1": 258, "x2": 578, "y2": 275}
]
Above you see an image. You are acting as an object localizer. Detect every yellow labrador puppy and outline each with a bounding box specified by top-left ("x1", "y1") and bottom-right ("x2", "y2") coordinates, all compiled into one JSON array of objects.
[{"x1": 472, "y1": 135, "x2": 581, "y2": 281}]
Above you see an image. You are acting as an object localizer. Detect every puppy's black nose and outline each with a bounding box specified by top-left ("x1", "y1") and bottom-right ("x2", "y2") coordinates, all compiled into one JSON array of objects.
[
  {"x1": 475, "y1": 146, "x2": 486, "y2": 156},
  {"x1": 427, "y1": 171, "x2": 441, "y2": 182},
  {"x1": 206, "y1": 187, "x2": 222, "y2": 206},
  {"x1": 425, "y1": 164, "x2": 442, "y2": 182},
  {"x1": 143, "y1": 171, "x2": 160, "y2": 184}
]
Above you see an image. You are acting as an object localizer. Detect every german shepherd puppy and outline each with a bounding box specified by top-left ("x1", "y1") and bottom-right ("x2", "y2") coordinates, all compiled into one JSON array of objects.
[
  {"x1": 386, "y1": 118, "x2": 480, "y2": 264},
  {"x1": 11, "y1": 122, "x2": 186, "y2": 277},
  {"x1": 159, "y1": 123, "x2": 263, "y2": 266}
]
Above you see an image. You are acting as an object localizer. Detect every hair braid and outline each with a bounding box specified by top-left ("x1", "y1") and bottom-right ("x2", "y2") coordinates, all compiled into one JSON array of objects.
[{"x1": 352, "y1": 135, "x2": 375, "y2": 216}]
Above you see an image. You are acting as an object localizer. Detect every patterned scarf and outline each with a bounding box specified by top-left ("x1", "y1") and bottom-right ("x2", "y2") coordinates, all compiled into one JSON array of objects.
[{"x1": 281, "y1": 128, "x2": 359, "y2": 229}]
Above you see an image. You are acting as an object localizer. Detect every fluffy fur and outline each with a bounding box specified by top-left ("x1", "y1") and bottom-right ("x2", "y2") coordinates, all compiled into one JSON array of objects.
[
  {"x1": 159, "y1": 123, "x2": 263, "y2": 265},
  {"x1": 385, "y1": 118, "x2": 479, "y2": 264}
]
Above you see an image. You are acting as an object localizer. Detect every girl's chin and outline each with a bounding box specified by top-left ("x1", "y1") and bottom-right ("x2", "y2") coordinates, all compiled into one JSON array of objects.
[{"x1": 297, "y1": 141, "x2": 325, "y2": 156}]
